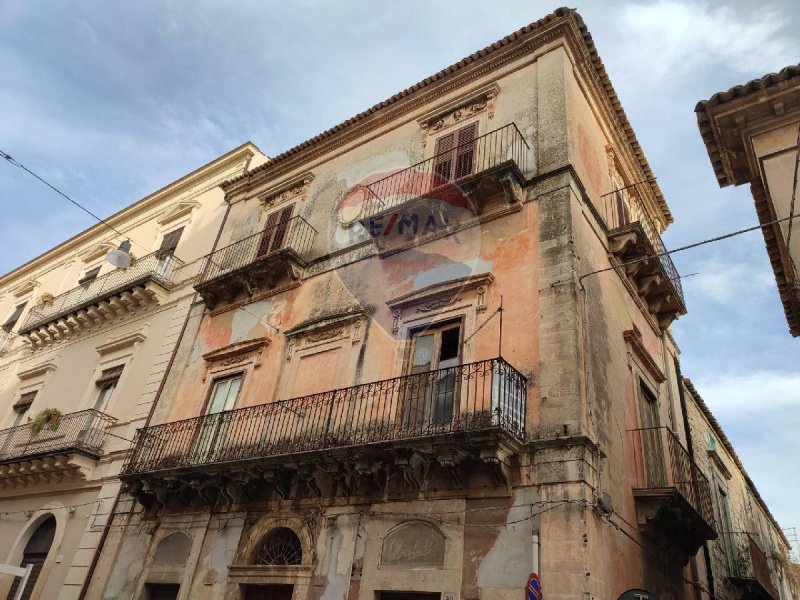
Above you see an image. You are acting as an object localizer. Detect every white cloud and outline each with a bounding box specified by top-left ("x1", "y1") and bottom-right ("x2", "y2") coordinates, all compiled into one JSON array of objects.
[
  {"x1": 693, "y1": 370, "x2": 800, "y2": 414},
  {"x1": 690, "y1": 254, "x2": 775, "y2": 305},
  {"x1": 612, "y1": 1, "x2": 799, "y2": 83}
]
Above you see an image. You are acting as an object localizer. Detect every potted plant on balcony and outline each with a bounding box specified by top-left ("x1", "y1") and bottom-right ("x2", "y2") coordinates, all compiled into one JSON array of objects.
[
  {"x1": 30, "y1": 408, "x2": 63, "y2": 436},
  {"x1": 40, "y1": 292, "x2": 54, "y2": 304}
]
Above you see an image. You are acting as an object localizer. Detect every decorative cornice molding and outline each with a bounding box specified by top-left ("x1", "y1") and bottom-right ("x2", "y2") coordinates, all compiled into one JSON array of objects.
[
  {"x1": 12, "y1": 279, "x2": 40, "y2": 298},
  {"x1": 18, "y1": 360, "x2": 58, "y2": 381},
  {"x1": 96, "y1": 329, "x2": 148, "y2": 356},
  {"x1": 257, "y1": 172, "x2": 315, "y2": 209},
  {"x1": 79, "y1": 242, "x2": 116, "y2": 264},
  {"x1": 417, "y1": 83, "x2": 501, "y2": 136},
  {"x1": 623, "y1": 329, "x2": 665, "y2": 383},
  {"x1": 387, "y1": 273, "x2": 494, "y2": 311},
  {"x1": 157, "y1": 200, "x2": 201, "y2": 226},
  {"x1": 202, "y1": 337, "x2": 270, "y2": 381}
]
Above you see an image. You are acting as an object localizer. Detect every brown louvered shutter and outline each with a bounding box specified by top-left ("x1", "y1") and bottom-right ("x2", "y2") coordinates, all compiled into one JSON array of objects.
[
  {"x1": 78, "y1": 265, "x2": 102, "y2": 286},
  {"x1": 257, "y1": 205, "x2": 293, "y2": 257},
  {"x1": 3, "y1": 302, "x2": 27, "y2": 331},
  {"x1": 158, "y1": 227, "x2": 184, "y2": 258},
  {"x1": 13, "y1": 390, "x2": 37, "y2": 412},
  {"x1": 453, "y1": 122, "x2": 478, "y2": 179},
  {"x1": 433, "y1": 132, "x2": 455, "y2": 186},
  {"x1": 96, "y1": 364, "x2": 124, "y2": 386}
]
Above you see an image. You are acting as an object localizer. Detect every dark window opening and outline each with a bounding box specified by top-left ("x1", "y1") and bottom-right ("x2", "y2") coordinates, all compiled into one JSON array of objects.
[
  {"x1": 244, "y1": 585, "x2": 293, "y2": 600},
  {"x1": 253, "y1": 528, "x2": 302, "y2": 566},
  {"x1": 146, "y1": 583, "x2": 181, "y2": 600},
  {"x1": 78, "y1": 266, "x2": 102, "y2": 286},
  {"x1": 3, "y1": 302, "x2": 27, "y2": 332},
  {"x1": 157, "y1": 227, "x2": 184, "y2": 258},
  {"x1": 7, "y1": 515, "x2": 56, "y2": 600}
]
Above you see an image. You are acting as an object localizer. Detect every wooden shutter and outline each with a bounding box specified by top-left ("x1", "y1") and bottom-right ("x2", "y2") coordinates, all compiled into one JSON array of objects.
[
  {"x1": 433, "y1": 133, "x2": 455, "y2": 185},
  {"x1": 96, "y1": 364, "x2": 124, "y2": 386},
  {"x1": 158, "y1": 227, "x2": 184, "y2": 257},
  {"x1": 257, "y1": 205, "x2": 293, "y2": 257},
  {"x1": 453, "y1": 122, "x2": 478, "y2": 179},
  {"x1": 13, "y1": 390, "x2": 37, "y2": 412},
  {"x1": 2, "y1": 302, "x2": 27, "y2": 331},
  {"x1": 78, "y1": 265, "x2": 102, "y2": 286}
]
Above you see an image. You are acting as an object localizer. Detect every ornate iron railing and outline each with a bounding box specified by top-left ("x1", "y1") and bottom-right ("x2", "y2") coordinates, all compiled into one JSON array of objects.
[
  {"x1": 0, "y1": 409, "x2": 116, "y2": 464},
  {"x1": 197, "y1": 215, "x2": 316, "y2": 285},
  {"x1": 728, "y1": 531, "x2": 780, "y2": 598},
  {"x1": 598, "y1": 184, "x2": 685, "y2": 306},
  {"x1": 358, "y1": 123, "x2": 529, "y2": 221},
  {"x1": 629, "y1": 427, "x2": 716, "y2": 529},
  {"x1": 123, "y1": 357, "x2": 526, "y2": 476},
  {"x1": 19, "y1": 251, "x2": 183, "y2": 333}
]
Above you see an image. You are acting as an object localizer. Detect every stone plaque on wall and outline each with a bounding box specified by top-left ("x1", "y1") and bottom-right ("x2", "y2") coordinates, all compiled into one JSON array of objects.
[{"x1": 380, "y1": 521, "x2": 445, "y2": 567}]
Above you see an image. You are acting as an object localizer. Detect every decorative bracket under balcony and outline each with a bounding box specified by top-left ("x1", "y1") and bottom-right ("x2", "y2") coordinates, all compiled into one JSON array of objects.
[
  {"x1": 19, "y1": 252, "x2": 181, "y2": 348},
  {"x1": 607, "y1": 222, "x2": 687, "y2": 328}
]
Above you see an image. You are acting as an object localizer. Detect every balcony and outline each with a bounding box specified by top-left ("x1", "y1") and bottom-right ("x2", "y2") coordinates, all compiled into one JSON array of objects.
[
  {"x1": 727, "y1": 532, "x2": 780, "y2": 599},
  {"x1": 123, "y1": 358, "x2": 526, "y2": 510},
  {"x1": 629, "y1": 427, "x2": 717, "y2": 557},
  {"x1": 19, "y1": 251, "x2": 182, "y2": 347},
  {"x1": 356, "y1": 124, "x2": 528, "y2": 252},
  {"x1": 597, "y1": 186, "x2": 687, "y2": 328},
  {"x1": 0, "y1": 409, "x2": 116, "y2": 489},
  {"x1": 195, "y1": 215, "x2": 316, "y2": 309}
]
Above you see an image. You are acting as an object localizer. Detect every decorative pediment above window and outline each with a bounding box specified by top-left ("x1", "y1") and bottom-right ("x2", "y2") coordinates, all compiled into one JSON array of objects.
[
  {"x1": 12, "y1": 279, "x2": 41, "y2": 298},
  {"x1": 202, "y1": 337, "x2": 270, "y2": 381},
  {"x1": 387, "y1": 273, "x2": 494, "y2": 336},
  {"x1": 17, "y1": 360, "x2": 58, "y2": 382},
  {"x1": 418, "y1": 84, "x2": 500, "y2": 138},
  {"x1": 79, "y1": 242, "x2": 116, "y2": 264},
  {"x1": 96, "y1": 329, "x2": 148, "y2": 356},
  {"x1": 623, "y1": 329, "x2": 665, "y2": 384},
  {"x1": 158, "y1": 200, "x2": 201, "y2": 226},
  {"x1": 258, "y1": 172, "x2": 315, "y2": 211},
  {"x1": 283, "y1": 310, "x2": 366, "y2": 361}
]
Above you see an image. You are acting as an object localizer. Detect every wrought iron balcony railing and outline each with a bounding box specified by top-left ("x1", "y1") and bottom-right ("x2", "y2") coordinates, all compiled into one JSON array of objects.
[
  {"x1": 0, "y1": 409, "x2": 116, "y2": 464},
  {"x1": 197, "y1": 215, "x2": 316, "y2": 286},
  {"x1": 727, "y1": 531, "x2": 780, "y2": 599},
  {"x1": 629, "y1": 426, "x2": 716, "y2": 530},
  {"x1": 19, "y1": 251, "x2": 183, "y2": 334},
  {"x1": 358, "y1": 123, "x2": 529, "y2": 222},
  {"x1": 598, "y1": 184, "x2": 685, "y2": 308},
  {"x1": 123, "y1": 357, "x2": 526, "y2": 476}
]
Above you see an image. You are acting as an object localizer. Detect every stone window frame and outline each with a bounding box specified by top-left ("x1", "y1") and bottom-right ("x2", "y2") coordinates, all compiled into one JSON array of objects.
[
  {"x1": 257, "y1": 172, "x2": 315, "y2": 218},
  {"x1": 228, "y1": 515, "x2": 314, "y2": 596},
  {"x1": 387, "y1": 273, "x2": 494, "y2": 374},
  {"x1": 378, "y1": 519, "x2": 447, "y2": 570},
  {"x1": 141, "y1": 530, "x2": 194, "y2": 589},
  {"x1": 417, "y1": 84, "x2": 501, "y2": 154},
  {"x1": 623, "y1": 329, "x2": 668, "y2": 429},
  {"x1": 199, "y1": 337, "x2": 271, "y2": 413},
  {"x1": 277, "y1": 312, "x2": 366, "y2": 401}
]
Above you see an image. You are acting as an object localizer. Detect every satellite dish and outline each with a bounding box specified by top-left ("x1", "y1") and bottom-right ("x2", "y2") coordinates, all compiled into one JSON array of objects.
[{"x1": 106, "y1": 240, "x2": 132, "y2": 268}]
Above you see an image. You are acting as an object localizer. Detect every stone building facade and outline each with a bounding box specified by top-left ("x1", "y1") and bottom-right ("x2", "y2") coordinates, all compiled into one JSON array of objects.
[
  {"x1": 4, "y1": 7, "x2": 791, "y2": 600},
  {"x1": 0, "y1": 143, "x2": 267, "y2": 599},
  {"x1": 696, "y1": 65, "x2": 800, "y2": 336},
  {"x1": 682, "y1": 380, "x2": 798, "y2": 600}
]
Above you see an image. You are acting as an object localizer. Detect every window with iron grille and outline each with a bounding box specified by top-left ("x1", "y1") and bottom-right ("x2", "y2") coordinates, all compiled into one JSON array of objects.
[
  {"x1": 2, "y1": 302, "x2": 27, "y2": 331},
  {"x1": 253, "y1": 528, "x2": 302, "y2": 566}
]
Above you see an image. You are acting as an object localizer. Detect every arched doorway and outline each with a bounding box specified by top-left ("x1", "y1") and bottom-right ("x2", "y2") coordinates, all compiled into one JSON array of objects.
[{"x1": 7, "y1": 515, "x2": 56, "y2": 599}]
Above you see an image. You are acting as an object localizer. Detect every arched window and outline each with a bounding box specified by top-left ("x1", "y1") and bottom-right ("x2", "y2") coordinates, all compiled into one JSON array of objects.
[
  {"x1": 253, "y1": 527, "x2": 302, "y2": 566},
  {"x1": 8, "y1": 515, "x2": 56, "y2": 598}
]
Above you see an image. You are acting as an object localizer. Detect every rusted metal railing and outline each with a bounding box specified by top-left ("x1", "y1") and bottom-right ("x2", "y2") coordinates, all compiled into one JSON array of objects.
[
  {"x1": 359, "y1": 123, "x2": 529, "y2": 221},
  {"x1": 197, "y1": 215, "x2": 316, "y2": 285},
  {"x1": 598, "y1": 183, "x2": 685, "y2": 306},
  {"x1": 629, "y1": 426, "x2": 715, "y2": 529},
  {"x1": 124, "y1": 357, "x2": 526, "y2": 475},
  {"x1": 0, "y1": 409, "x2": 116, "y2": 463},
  {"x1": 19, "y1": 251, "x2": 183, "y2": 333}
]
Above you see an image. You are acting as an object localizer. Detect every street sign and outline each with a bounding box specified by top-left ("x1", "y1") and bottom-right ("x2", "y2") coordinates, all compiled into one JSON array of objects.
[{"x1": 526, "y1": 573, "x2": 542, "y2": 600}]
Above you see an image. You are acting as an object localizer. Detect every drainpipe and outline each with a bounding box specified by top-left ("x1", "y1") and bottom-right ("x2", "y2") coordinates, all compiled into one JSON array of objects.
[
  {"x1": 532, "y1": 531, "x2": 541, "y2": 575},
  {"x1": 674, "y1": 357, "x2": 715, "y2": 600},
  {"x1": 78, "y1": 193, "x2": 236, "y2": 600}
]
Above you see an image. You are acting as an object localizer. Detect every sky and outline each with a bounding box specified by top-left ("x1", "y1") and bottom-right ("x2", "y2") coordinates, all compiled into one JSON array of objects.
[{"x1": 1, "y1": 0, "x2": 798, "y2": 548}]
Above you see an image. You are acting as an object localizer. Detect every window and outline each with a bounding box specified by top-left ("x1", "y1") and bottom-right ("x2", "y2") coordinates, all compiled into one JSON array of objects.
[
  {"x1": 258, "y1": 205, "x2": 293, "y2": 258},
  {"x1": 12, "y1": 390, "x2": 37, "y2": 426},
  {"x1": 3, "y1": 302, "x2": 27, "y2": 331},
  {"x1": 715, "y1": 484, "x2": 736, "y2": 570},
  {"x1": 93, "y1": 365, "x2": 123, "y2": 412},
  {"x1": 433, "y1": 122, "x2": 478, "y2": 184},
  {"x1": 157, "y1": 227, "x2": 184, "y2": 258},
  {"x1": 6, "y1": 516, "x2": 56, "y2": 599},
  {"x1": 404, "y1": 321, "x2": 462, "y2": 427},
  {"x1": 78, "y1": 265, "x2": 102, "y2": 286},
  {"x1": 146, "y1": 584, "x2": 181, "y2": 600},
  {"x1": 254, "y1": 528, "x2": 302, "y2": 566},
  {"x1": 192, "y1": 373, "x2": 244, "y2": 463},
  {"x1": 637, "y1": 380, "x2": 666, "y2": 487},
  {"x1": 206, "y1": 374, "x2": 243, "y2": 414}
]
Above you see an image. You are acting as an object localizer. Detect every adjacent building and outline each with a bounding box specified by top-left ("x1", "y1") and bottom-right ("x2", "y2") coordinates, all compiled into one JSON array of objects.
[
  {"x1": 696, "y1": 65, "x2": 800, "y2": 336},
  {"x1": 0, "y1": 143, "x2": 267, "y2": 599}
]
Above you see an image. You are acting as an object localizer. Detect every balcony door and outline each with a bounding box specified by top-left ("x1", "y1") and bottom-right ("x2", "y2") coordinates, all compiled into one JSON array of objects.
[
  {"x1": 193, "y1": 374, "x2": 243, "y2": 463},
  {"x1": 433, "y1": 123, "x2": 478, "y2": 187},
  {"x1": 258, "y1": 205, "x2": 293, "y2": 258},
  {"x1": 403, "y1": 321, "x2": 462, "y2": 431},
  {"x1": 637, "y1": 381, "x2": 666, "y2": 488}
]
